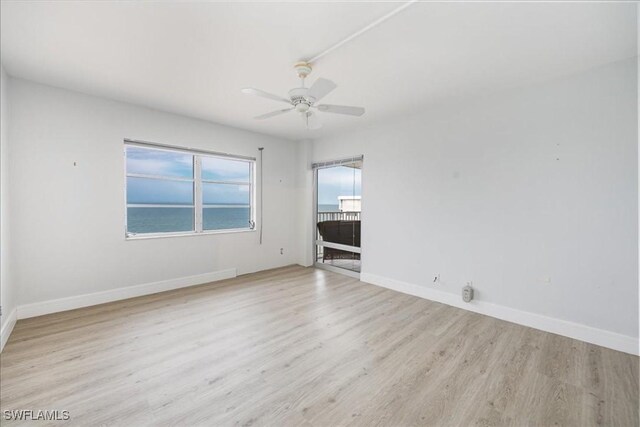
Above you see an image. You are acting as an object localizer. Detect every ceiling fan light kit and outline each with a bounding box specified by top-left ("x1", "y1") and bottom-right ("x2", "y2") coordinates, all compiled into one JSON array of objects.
[{"x1": 241, "y1": 60, "x2": 365, "y2": 130}]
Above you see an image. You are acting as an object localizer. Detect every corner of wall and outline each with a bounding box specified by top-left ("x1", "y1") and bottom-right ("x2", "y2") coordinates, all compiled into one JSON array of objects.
[
  {"x1": 0, "y1": 64, "x2": 17, "y2": 351},
  {"x1": 0, "y1": 307, "x2": 16, "y2": 352}
]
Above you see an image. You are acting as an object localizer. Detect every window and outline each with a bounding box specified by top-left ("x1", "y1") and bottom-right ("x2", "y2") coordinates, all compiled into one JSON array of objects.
[{"x1": 125, "y1": 141, "x2": 255, "y2": 237}]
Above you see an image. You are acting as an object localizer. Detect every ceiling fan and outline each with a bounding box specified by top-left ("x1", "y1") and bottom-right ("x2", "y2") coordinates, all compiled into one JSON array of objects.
[{"x1": 241, "y1": 62, "x2": 365, "y2": 130}]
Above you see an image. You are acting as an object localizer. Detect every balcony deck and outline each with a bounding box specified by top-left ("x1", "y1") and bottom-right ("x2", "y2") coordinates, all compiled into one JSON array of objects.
[{"x1": 315, "y1": 255, "x2": 362, "y2": 273}]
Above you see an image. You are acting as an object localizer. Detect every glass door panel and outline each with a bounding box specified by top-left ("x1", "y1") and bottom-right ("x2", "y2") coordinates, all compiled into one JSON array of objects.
[{"x1": 315, "y1": 159, "x2": 362, "y2": 274}]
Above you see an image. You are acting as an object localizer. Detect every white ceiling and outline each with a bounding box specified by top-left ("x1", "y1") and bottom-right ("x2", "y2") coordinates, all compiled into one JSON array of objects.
[{"x1": 1, "y1": 1, "x2": 636, "y2": 141}]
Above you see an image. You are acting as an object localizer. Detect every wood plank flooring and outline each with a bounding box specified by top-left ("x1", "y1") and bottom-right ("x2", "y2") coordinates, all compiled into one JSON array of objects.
[{"x1": 1, "y1": 266, "x2": 638, "y2": 426}]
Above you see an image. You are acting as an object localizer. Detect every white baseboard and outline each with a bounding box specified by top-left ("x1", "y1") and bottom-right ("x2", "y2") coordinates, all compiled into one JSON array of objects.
[
  {"x1": 17, "y1": 268, "x2": 237, "y2": 320},
  {"x1": 1, "y1": 307, "x2": 17, "y2": 352},
  {"x1": 360, "y1": 272, "x2": 639, "y2": 356}
]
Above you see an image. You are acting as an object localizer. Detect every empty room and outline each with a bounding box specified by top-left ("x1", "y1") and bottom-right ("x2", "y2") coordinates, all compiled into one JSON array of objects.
[{"x1": 0, "y1": 1, "x2": 638, "y2": 426}]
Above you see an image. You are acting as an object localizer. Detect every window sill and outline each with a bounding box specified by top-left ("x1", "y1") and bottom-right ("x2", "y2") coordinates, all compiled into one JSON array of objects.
[{"x1": 125, "y1": 228, "x2": 256, "y2": 241}]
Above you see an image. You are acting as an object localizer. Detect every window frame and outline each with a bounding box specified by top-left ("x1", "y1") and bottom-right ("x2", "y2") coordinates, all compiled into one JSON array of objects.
[{"x1": 124, "y1": 139, "x2": 256, "y2": 239}]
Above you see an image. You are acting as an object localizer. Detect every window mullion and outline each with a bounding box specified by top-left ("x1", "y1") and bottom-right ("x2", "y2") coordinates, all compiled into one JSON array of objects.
[{"x1": 194, "y1": 156, "x2": 203, "y2": 232}]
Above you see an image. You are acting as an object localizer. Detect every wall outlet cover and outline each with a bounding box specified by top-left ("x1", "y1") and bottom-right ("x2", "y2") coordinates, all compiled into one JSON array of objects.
[{"x1": 462, "y1": 285, "x2": 474, "y2": 303}]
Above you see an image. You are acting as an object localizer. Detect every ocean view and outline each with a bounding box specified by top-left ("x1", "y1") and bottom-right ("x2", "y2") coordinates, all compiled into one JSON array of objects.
[
  {"x1": 125, "y1": 145, "x2": 254, "y2": 234},
  {"x1": 128, "y1": 205, "x2": 338, "y2": 234},
  {"x1": 127, "y1": 206, "x2": 250, "y2": 233}
]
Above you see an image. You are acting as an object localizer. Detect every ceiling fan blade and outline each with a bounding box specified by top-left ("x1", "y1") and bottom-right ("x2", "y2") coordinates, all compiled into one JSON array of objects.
[
  {"x1": 241, "y1": 88, "x2": 292, "y2": 105},
  {"x1": 316, "y1": 104, "x2": 365, "y2": 116},
  {"x1": 306, "y1": 78, "x2": 337, "y2": 103},
  {"x1": 302, "y1": 112, "x2": 322, "y2": 130},
  {"x1": 254, "y1": 108, "x2": 294, "y2": 120}
]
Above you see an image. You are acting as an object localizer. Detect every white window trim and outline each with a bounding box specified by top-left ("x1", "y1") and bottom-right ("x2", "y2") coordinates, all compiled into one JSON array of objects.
[{"x1": 124, "y1": 140, "x2": 257, "y2": 239}]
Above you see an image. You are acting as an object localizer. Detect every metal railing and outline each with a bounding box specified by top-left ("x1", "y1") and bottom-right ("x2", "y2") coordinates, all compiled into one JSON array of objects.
[{"x1": 317, "y1": 211, "x2": 361, "y2": 222}]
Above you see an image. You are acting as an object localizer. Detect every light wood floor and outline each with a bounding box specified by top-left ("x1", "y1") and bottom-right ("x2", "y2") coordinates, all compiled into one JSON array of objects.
[{"x1": 1, "y1": 266, "x2": 638, "y2": 426}]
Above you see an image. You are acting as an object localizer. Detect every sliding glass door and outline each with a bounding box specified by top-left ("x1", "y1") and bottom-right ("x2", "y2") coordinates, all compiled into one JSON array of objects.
[{"x1": 313, "y1": 157, "x2": 362, "y2": 275}]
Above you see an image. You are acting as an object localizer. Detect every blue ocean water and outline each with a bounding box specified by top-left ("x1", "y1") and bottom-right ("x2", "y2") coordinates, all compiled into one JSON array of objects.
[
  {"x1": 128, "y1": 204, "x2": 340, "y2": 234},
  {"x1": 127, "y1": 207, "x2": 250, "y2": 234}
]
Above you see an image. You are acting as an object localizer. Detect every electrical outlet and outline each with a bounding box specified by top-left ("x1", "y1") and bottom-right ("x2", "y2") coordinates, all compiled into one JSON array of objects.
[
  {"x1": 280, "y1": 248, "x2": 284, "y2": 255},
  {"x1": 462, "y1": 283, "x2": 474, "y2": 302}
]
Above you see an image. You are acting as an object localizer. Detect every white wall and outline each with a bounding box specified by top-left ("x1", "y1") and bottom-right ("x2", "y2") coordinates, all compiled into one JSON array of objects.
[
  {"x1": 1, "y1": 65, "x2": 17, "y2": 347},
  {"x1": 295, "y1": 139, "x2": 314, "y2": 267},
  {"x1": 9, "y1": 78, "x2": 299, "y2": 307},
  {"x1": 310, "y1": 58, "x2": 639, "y2": 347}
]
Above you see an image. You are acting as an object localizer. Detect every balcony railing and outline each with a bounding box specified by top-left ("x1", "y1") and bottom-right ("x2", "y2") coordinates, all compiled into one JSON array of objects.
[{"x1": 317, "y1": 211, "x2": 361, "y2": 222}]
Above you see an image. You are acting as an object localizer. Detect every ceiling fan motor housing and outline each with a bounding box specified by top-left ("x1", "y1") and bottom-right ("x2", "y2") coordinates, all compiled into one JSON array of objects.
[{"x1": 288, "y1": 87, "x2": 314, "y2": 112}]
